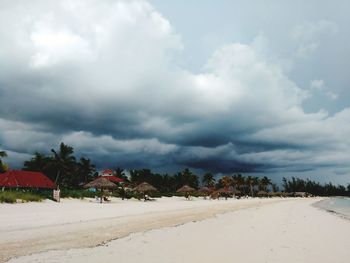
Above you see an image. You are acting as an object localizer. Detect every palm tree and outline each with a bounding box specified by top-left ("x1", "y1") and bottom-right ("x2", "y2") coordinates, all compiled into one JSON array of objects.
[
  {"x1": 76, "y1": 157, "x2": 95, "y2": 185},
  {"x1": 234, "y1": 174, "x2": 245, "y2": 192},
  {"x1": 50, "y1": 143, "x2": 76, "y2": 186},
  {"x1": 114, "y1": 167, "x2": 129, "y2": 182},
  {"x1": 202, "y1": 172, "x2": 215, "y2": 187},
  {"x1": 23, "y1": 152, "x2": 51, "y2": 172},
  {"x1": 220, "y1": 176, "x2": 234, "y2": 188},
  {"x1": 246, "y1": 176, "x2": 256, "y2": 197},
  {"x1": 0, "y1": 151, "x2": 8, "y2": 173},
  {"x1": 260, "y1": 176, "x2": 272, "y2": 191}
]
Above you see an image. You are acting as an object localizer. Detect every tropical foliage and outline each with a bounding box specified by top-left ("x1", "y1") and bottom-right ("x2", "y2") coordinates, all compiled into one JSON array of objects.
[
  {"x1": 23, "y1": 143, "x2": 96, "y2": 188},
  {"x1": 1, "y1": 143, "x2": 350, "y2": 198},
  {"x1": 283, "y1": 177, "x2": 350, "y2": 196},
  {"x1": 0, "y1": 151, "x2": 8, "y2": 173}
]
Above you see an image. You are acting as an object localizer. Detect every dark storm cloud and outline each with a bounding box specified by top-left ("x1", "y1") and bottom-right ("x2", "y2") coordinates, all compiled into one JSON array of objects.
[{"x1": 0, "y1": 0, "x2": 350, "y2": 183}]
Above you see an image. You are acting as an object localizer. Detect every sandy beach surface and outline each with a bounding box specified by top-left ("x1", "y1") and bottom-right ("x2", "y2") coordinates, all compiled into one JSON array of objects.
[{"x1": 1, "y1": 197, "x2": 349, "y2": 263}]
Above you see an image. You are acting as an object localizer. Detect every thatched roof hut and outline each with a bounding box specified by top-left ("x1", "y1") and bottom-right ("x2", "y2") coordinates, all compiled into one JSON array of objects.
[
  {"x1": 198, "y1": 187, "x2": 213, "y2": 198},
  {"x1": 84, "y1": 177, "x2": 117, "y2": 189},
  {"x1": 84, "y1": 177, "x2": 117, "y2": 203},
  {"x1": 133, "y1": 182, "x2": 157, "y2": 193},
  {"x1": 294, "y1": 192, "x2": 307, "y2": 197},
  {"x1": 198, "y1": 187, "x2": 212, "y2": 193},
  {"x1": 216, "y1": 187, "x2": 233, "y2": 194},
  {"x1": 177, "y1": 185, "x2": 196, "y2": 193}
]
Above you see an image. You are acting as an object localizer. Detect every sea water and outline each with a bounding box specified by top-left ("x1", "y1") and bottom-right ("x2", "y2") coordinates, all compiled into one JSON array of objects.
[{"x1": 314, "y1": 197, "x2": 350, "y2": 219}]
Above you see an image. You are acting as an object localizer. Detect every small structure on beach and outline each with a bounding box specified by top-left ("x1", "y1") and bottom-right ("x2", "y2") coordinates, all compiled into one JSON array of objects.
[
  {"x1": 100, "y1": 169, "x2": 124, "y2": 184},
  {"x1": 0, "y1": 170, "x2": 56, "y2": 189},
  {"x1": 213, "y1": 187, "x2": 233, "y2": 199},
  {"x1": 133, "y1": 182, "x2": 157, "y2": 201},
  {"x1": 84, "y1": 177, "x2": 117, "y2": 203},
  {"x1": 198, "y1": 187, "x2": 213, "y2": 199},
  {"x1": 177, "y1": 185, "x2": 196, "y2": 200},
  {"x1": 294, "y1": 192, "x2": 308, "y2": 197},
  {"x1": 133, "y1": 182, "x2": 157, "y2": 193}
]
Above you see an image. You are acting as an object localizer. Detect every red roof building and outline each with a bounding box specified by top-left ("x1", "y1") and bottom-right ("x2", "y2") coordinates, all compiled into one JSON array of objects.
[
  {"x1": 102, "y1": 169, "x2": 113, "y2": 175},
  {"x1": 0, "y1": 170, "x2": 56, "y2": 189},
  {"x1": 102, "y1": 175, "x2": 124, "y2": 184}
]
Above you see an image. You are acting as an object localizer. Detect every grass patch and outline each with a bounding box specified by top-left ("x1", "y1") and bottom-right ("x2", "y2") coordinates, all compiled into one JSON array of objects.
[
  {"x1": 0, "y1": 191, "x2": 43, "y2": 203},
  {"x1": 60, "y1": 189, "x2": 97, "y2": 199}
]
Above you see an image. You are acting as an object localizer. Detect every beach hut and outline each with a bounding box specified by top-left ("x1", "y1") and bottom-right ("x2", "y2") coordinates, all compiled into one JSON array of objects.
[
  {"x1": 133, "y1": 182, "x2": 157, "y2": 193},
  {"x1": 84, "y1": 177, "x2": 117, "y2": 203},
  {"x1": 214, "y1": 187, "x2": 233, "y2": 200},
  {"x1": 198, "y1": 187, "x2": 212, "y2": 199},
  {"x1": 0, "y1": 170, "x2": 56, "y2": 189},
  {"x1": 133, "y1": 182, "x2": 157, "y2": 201},
  {"x1": 177, "y1": 185, "x2": 196, "y2": 200},
  {"x1": 294, "y1": 192, "x2": 307, "y2": 197}
]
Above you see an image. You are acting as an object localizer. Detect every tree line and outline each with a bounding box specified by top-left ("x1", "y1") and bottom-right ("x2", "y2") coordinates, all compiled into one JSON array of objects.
[
  {"x1": 283, "y1": 177, "x2": 350, "y2": 196},
  {"x1": 1, "y1": 143, "x2": 350, "y2": 196}
]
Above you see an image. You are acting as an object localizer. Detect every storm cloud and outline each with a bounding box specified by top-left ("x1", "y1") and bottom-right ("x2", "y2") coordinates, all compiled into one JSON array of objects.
[{"x1": 1, "y1": 0, "x2": 349, "y2": 183}]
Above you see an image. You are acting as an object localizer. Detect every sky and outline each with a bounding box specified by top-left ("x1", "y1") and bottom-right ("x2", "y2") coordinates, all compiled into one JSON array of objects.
[{"x1": 0, "y1": 0, "x2": 349, "y2": 184}]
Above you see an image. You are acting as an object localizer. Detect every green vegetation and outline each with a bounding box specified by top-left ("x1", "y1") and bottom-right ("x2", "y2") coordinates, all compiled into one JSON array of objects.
[
  {"x1": 23, "y1": 143, "x2": 96, "y2": 188},
  {"x1": 59, "y1": 189, "x2": 97, "y2": 199},
  {"x1": 0, "y1": 150, "x2": 8, "y2": 173},
  {"x1": 1, "y1": 142, "x2": 350, "y2": 201},
  {"x1": 0, "y1": 191, "x2": 43, "y2": 203},
  {"x1": 283, "y1": 177, "x2": 350, "y2": 196}
]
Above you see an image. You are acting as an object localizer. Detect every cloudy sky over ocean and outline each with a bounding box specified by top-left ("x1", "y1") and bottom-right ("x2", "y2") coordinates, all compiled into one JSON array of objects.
[{"x1": 0, "y1": 0, "x2": 349, "y2": 183}]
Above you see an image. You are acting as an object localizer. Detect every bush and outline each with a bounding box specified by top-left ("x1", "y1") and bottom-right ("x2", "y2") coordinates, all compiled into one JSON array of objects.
[
  {"x1": 0, "y1": 192, "x2": 16, "y2": 203},
  {"x1": 0, "y1": 191, "x2": 43, "y2": 203},
  {"x1": 60, "y1": 189, "x2": 97, "y2": 199}
]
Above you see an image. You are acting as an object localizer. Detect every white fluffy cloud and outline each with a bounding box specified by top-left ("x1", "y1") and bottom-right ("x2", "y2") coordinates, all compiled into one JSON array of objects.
[{"x1": 0, "y1": 0, "x2": 349, "y2": 183}]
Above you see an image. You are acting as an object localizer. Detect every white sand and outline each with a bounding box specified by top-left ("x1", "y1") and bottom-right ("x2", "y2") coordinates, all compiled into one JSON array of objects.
[{"x1": 1, "y1": 197, "x2": 349, "y2": 263}]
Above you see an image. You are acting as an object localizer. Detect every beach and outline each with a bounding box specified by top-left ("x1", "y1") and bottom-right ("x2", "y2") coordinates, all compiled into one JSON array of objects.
[{"x1": 1, "y1": 197, "x2": 349, "y2": 263}]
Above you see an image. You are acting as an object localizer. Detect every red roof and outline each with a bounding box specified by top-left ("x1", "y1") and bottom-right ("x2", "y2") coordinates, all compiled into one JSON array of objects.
[
  {"x1": 0, "y1": 170, "x2": 56, "y2": 189},
  {"x1": 102, "y1": 176, "x2": 124, "y2": 183},
  {"x1": 103, "y1": 169, "x2": 113, "y2": 175}
]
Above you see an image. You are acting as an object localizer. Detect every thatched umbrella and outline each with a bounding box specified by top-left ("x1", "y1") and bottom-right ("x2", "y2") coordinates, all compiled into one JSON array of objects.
[
  {"x1": 177, "y1": 185, "x2": 196, "y2": 199},
  {"x1": 84, "y1": 177, "x2": 117, "y2": 203},
  {"x1": 198, "y1": 187, "x2": 212, "y2": 199},
  {"x1": 133, "y1": 182, "x2": 157, "y2": 193},
  {"x1": 177, "y1": 185, "x2": 196, "y2": 193},
  {"x1": 214, "y1": 187, "x2": 233, "y2": 199},
  {"x1": 198, "y1": 186, "x2": 212, "y2": 193},
  {"x1": 133, "y1": 182, "x2": 157, "y2": 201}
]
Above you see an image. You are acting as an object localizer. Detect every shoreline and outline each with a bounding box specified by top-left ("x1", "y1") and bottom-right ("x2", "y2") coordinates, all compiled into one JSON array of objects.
[{"x1": 312, "y1": 197, "x2": 350, "y2": 221}]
